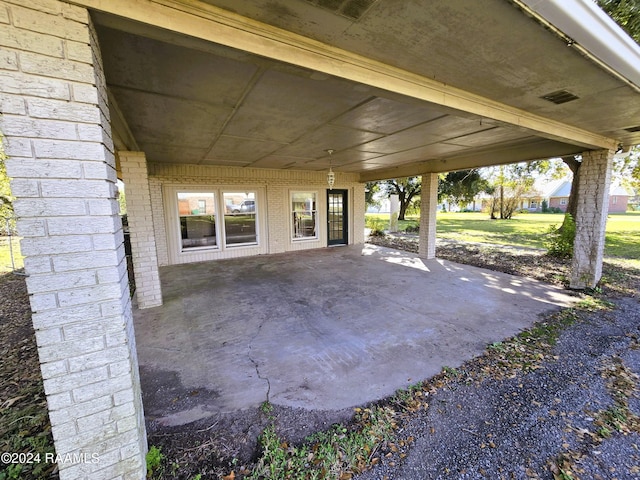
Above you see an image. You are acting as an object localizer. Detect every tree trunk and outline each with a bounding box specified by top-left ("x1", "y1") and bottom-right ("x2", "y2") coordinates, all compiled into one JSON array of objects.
[
  {"x1": 398, "y1": 201, "x2": 408, "y2": 221},
  {"x1": 561, "y1": 156, "x2": 581, "y2": 230}
]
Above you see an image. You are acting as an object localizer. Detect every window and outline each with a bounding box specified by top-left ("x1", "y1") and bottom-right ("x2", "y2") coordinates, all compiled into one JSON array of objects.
[
  {"x1": 223, "y1": 192, "x2": 257, "y2": 246},
  {"x1": 612, "y1": 196, "x2": 618, "y2": 204},
  {"x1": 173, "y1": 189, "x2": 260, "y2": 254},
  {"x1": 530, "y1": 200, "x2": 537, "y2": 208},
  {"x1": 178, "y1": 192, "x2": 217, "y2": 250},
  {"x1": 291, "y1": 192, "x2": 317, "y2": 240},
  {"x1": 560, "y1": 198, "x2": 567, "y2": 205}
]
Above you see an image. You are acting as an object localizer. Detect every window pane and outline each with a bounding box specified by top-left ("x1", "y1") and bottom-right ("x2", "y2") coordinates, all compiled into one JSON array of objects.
[
  {"x1": 224, "y1": 192, "x2": 257, "y2": 246},
  {"x1": 178, "y1": 192, "x2": 217, "y2": 250},
  {"x1": 292, "y1": 192, "x2": 316, "y2": 239}
]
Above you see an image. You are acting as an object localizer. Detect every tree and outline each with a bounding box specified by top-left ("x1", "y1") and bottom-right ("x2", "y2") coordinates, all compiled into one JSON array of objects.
[
  {"x1": 438, "y1": 169, "x2": 488, "y2": 211},
  {"x1": 364, "y1": 181, "x2": 381, "y2": 210},
  {"x1": 597, "y1": 0, "x2": 640, "y2": 43},
  {"x1": 381, "y1": 177, "x2": 421, "y2": 220},
  {"x1": 484, "y1": 163, "x2": 536, "y2": 219}
]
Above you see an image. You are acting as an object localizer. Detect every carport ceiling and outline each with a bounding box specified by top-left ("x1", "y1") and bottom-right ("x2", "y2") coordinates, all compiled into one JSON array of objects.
[{"x1": 91, "y1": 0, "x2": 640, "y2": 180}]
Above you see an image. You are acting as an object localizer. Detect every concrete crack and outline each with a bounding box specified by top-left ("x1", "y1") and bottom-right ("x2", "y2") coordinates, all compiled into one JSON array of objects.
[{"x1": 248, "y1": 321, "x2": 271, "y2": 404}]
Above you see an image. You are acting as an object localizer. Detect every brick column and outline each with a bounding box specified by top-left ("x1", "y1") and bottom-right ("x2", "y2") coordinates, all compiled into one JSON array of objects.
[
  {"x1": 119, "y1": 151, "x2": 163, "y2": 309},
  {"x1": 418, "y1": 173, "x2": 438, "y2": 259},
  {"x1": 570, "y1": 149, "x2": 614, "y2": 289},
  {"x1": 0, "y1": 2, "x2": 147, "y2": 478}
]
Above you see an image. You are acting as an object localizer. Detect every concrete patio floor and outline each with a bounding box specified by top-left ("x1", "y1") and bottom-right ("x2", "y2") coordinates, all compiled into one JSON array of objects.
[{"x1": 134, "y1": 244, "x2": 579, "y2": 427}]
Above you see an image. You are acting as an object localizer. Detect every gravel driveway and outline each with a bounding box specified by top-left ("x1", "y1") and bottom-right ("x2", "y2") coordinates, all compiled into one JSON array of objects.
[{"x1": 355, "y1": 297, "x2": 640, "y2": 480}]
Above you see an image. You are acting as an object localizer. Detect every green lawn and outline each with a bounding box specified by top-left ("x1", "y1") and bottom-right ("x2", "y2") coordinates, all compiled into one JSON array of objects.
[{"x1": 366, "y1": 211, "x2": 640, "y2": 260}]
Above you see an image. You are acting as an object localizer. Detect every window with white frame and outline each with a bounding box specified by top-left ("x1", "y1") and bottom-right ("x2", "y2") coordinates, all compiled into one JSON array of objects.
[
  {"x1": 174, "y1": 189, "x2": 259, "y2": 253},
  {"x1": 291, "y1": 191, "x2": 317, "y2": 240},
  {"x1": 177, "y1": 192, "x2": 217, "y2": 250},
  {"x1": 223, "y1": 192, "x2": 257, "y2": 246},
  {"x1": 560, "y1": 198, "x2": 567, "y2": 205}
]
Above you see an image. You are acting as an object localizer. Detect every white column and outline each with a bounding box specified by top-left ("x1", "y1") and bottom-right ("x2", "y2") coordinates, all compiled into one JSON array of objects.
[
  {"x1": 418, "y1": 173, "x2": 438, "y2": 259},
  {"x1": 570, "y1": 149, "x2": 614, "y2": 289},
  {"x1": 119, "y1": 151, "x2": 163, "y2": 308},
  {"x1": 0, "y1": 2, "x2": 147, "y2": 478},
  {"x1": 389, "y1": 194, "x2": 399, "y2": 232}
]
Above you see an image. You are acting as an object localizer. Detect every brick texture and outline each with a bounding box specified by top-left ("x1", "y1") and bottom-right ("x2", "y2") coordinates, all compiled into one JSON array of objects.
[
  {"x1": 145, "y1": 163, "x2": 365, "y2": 266},
  {"x1": 0, "y1": 2, "x2": 147, "y2": 478},
  {"x1": 418, "y1": 173, "x2": 438, "y2": 259},
  {"x1": 570, "y1": 149, "x2": 613, "y2": 289},
  {"x1": 119, "y1": 151, "x2": 163, "y2": 308}
]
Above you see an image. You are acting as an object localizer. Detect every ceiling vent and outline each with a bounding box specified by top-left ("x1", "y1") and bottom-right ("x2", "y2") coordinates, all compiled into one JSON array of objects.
[
  {"x1": 540, "y1": 90, "x2": 580, "y2": 105},
  {"x1": 624, "y1": 125, "x2": 640, "y2": 133},
  {"x1": 306, "y1": 0, "x2": 378, "y2": 20}
]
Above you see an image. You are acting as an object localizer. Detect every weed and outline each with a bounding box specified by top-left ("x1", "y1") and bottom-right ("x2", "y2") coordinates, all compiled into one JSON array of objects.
[
  {"x1": 488, "y1": 341, "x2": 505, "y2": 352},
  {"x1": 0, "y1": 463, "x2": 23, "y2": 480},
  {"x1": 598, "y1": 425, "x2": 612, "y2": 438},
  {"x1": 260, "y1": 400, "x2": 274, "y2": 414},
  {"x1": 146, "y1": 445, "x2": 163, "y2": 478},
  {"x1": 248, "y1": 406, "x2": 396, "y2": 479},
  {"x1": 545, "y1": 214, "x2": 575, "y2": 258},
  {"x1": 442, "y1": 366, "x2": 459, "y2": 377},
  {"x1": 550, "y1": 453, "x2": 577, "y2": 480}
]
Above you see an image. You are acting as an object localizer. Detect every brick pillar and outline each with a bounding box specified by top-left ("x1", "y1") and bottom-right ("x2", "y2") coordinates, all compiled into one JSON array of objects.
[
  {"x1": 0, "y1": 2, "x2": 147, "y2": 478},
  {"x1": 570, "y1": 149, "x2": 614, "y2": 289},
  {"x1": 418, "y1": 173, "x2": 438, "y2": 259},
  {"x1": 119, "y1": 151, "x2": 163, "y2": 309}
]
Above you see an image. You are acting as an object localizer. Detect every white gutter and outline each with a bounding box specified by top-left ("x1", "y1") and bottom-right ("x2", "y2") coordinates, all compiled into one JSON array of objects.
[{"x1": 519, "y1": 0, "x2": 640, "y2": 92}]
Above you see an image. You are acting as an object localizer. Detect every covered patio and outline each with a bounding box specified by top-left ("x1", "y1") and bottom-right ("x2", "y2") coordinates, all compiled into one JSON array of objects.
[
  {"x1": 3, "y1": 0, "x2": 640, "y2": 477},
  {"x1": 135, "y1": 244, "x2": 578, "y2": 427}
]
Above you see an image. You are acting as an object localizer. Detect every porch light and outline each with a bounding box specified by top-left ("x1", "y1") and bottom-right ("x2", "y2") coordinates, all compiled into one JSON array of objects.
[{"x1": 326, "y1": 149, "x2": 336, "y2": 190}]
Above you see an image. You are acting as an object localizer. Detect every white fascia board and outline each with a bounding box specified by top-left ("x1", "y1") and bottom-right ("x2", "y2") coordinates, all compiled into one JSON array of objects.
[{"x1": 521, "y1": 0, "x2": 640, "y2": 89}]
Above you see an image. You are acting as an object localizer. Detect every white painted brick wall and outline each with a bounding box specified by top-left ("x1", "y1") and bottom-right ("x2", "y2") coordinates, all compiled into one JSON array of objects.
[
  {"x1": 570, "y1": 149, "x2": 613, "y2": 289},
  {"x1": 119, "y1": 151, "x2": 163, "y2": 308},
  {"x1": 418, "y1": 173, "x2": 438, "y2": 259},
  {"x1": 146, "y1": 163, "x2": 365, "y2": 266},
  {"x1": 0, "y1": 2, "x2": 147, "y2": 478}
]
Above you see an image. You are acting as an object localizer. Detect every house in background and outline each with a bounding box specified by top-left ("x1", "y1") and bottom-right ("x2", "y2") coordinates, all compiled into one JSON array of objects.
[{"x1": 545, "y1": 180, "x2": 631, "y2": 213}]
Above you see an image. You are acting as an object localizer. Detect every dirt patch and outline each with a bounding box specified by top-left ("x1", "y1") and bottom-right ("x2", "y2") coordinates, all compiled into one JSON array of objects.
[{"x1": 0, "y1": 272, "x2": 57, "y2": 479}]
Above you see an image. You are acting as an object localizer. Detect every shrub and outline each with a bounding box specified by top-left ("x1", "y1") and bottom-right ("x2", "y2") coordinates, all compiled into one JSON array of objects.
[
  {"x1": 545, "y1": 214, "x2": 576, "y2": 258},
  {"x1": 365, "y1": 216, "x2": 387, "y2": 237},
  {"x1": 541, "y1": 199, "x2": 549, "y2": 213}
]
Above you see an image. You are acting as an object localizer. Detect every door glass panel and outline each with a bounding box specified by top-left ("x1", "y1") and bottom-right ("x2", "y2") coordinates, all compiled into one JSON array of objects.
[
  {"x1": 328, "y1": 193, "x2": 343, "y2": 241},
  {"x1": 178, "y1": 192, "x2": 216, "y2": 250},
  {"x1": 327, "y1": 190, "x2": 347, "y2": 245},
  {"x1": 223, "y1": 192, "x2": 257, "y2": 246}
]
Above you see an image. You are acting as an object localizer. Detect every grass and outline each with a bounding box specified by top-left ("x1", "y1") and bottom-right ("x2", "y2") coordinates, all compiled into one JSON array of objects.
[
  {"x1": 365, "y1": 211, "x2": 640, "y2": 260},
  {"x1": 0, "y1": 236, "x2": 23, "y2": 273},
  {"x1": 248, "y1": 406, "x2": 397, "y2": 480}
]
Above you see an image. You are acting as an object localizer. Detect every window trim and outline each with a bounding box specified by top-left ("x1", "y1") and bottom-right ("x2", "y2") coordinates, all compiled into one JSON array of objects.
[
  {"x1": 222, "y1": 191, "x2": 259, "y2": 248},
  {"x1": 290, "y1": 190, "x2": 319, "y2": 242},
  {"x1": 176, "y1": 190, "x2": 220, "y2": 253},
  {"x1": 163, "y1": 185, "x2": 265, "y2": 263}
]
